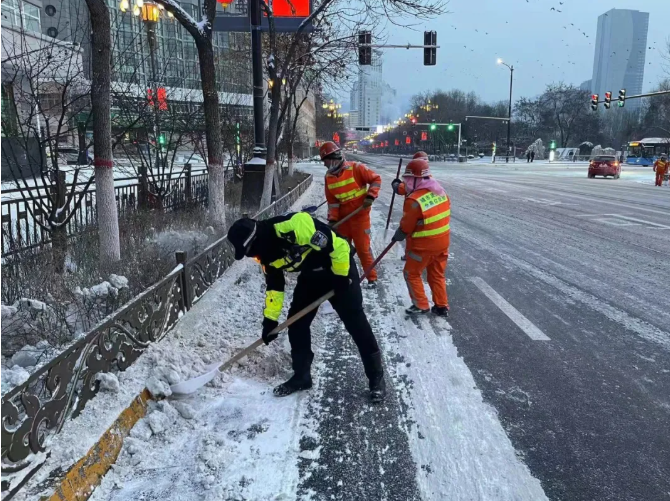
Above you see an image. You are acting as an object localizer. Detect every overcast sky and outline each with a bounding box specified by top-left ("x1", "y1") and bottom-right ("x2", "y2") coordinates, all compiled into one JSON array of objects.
[{"x1": 351, "y1": 0, "x2": 669, "y2": 113}]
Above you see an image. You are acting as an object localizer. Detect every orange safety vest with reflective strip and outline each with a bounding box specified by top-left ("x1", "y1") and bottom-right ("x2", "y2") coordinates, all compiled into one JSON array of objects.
[
  {"x1": 326, "y1": 164, "x2": 368, "y2": 204},
  {"x1": 402, "y1": 189, "x2": 451, "y2": 253},
  {"x1": 655, "y1": 159, "x2": 668, "y2": 174}
]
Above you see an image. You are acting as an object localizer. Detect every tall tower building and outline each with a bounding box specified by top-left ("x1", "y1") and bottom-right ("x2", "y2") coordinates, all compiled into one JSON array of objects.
[
  {"x1": 349, "y1": 50, "x2": 383, "y2": 127},
  {"x1": 591, "y1": 8, "x2": 649, "y2": 110}
]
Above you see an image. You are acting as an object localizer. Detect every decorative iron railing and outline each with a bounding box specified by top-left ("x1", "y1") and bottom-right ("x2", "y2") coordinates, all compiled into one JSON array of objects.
[{"x1": 0, "y1": 173, "x2": 313, "y2": 496}]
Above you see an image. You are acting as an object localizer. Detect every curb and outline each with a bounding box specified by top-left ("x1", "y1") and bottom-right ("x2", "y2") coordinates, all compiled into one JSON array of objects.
[{"x1": 45, "y1": 389, "x2": 152, "y2": 501}]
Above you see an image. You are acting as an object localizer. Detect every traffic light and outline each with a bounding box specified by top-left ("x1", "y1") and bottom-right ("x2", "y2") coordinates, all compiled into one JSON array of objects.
[
  {"x1": 549, "y1": 140, "x2": 556, "y2": 150},
  {"x1": 618, "y1": 89, "x2": 626, "y2": 107},
  {"x1": 423, "y1": 31, "x2": 437, "y2": 66},
  {"x1": 591, "y1": 94, "x2": 599, "y2": 111},
  {"x1": 158, "y1": 134, "x2": 165, "y2": 146},
  {"x1": 430, "y1": 120, "x2": 436, "y2": 131},
  {"x1": 447, "y1": 123, "x2": 454, "y2": 131},
  {"x1": 604, "y1": 91, "x2": 612, "y2": 109},
  {"x1": 411, "y1": 117, "x2": 417, "y2": 126},
  {"x1": 358, "y1": 31, "x2": 372, "y2": 65}
]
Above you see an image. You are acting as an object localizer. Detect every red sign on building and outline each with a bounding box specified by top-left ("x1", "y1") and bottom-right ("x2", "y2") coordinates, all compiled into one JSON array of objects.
[
  {"x1": 395, "y1": 139, "x2": 400, "y2": 146},
  {"x1": 421, "y1": 131, "x2": 428, "y2": 141},
  {"x1": 333, "y1": 132, "x2": 340, "y2": 143},
  {"x1": 385, "y1": 140, "x2": 389, "y2": 147}
]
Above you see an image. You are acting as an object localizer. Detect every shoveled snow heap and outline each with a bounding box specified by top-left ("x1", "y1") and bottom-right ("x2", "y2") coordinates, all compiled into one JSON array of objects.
[{"x1": 12, "y1": 181, "x2": 321, "y2": 501}]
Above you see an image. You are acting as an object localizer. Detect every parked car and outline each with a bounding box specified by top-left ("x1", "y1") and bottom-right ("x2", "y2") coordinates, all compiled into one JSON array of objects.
[{"x1": 588, "y1": 155, "x2": 621, "y2": 179}]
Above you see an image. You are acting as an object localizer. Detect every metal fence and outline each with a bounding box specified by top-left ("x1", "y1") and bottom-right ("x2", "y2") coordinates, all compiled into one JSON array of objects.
[
  {"x1": 0, "y1": 173, "x2": 313, "y2": 497},
  {"x1": 1, "y1": 169, "x2": 211, "y2": 257}
]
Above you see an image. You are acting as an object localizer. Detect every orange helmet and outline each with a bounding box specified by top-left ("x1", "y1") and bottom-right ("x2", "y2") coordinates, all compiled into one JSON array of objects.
[
  {"x1": 412, "y1": 151, "x2": 429, "y2": 160},
  {"x1": 404, "y1": 158, "x2": 431, "y2": 178},
  {"x1": 319, "y1": 141, "x2": 341, "y2": 160}
]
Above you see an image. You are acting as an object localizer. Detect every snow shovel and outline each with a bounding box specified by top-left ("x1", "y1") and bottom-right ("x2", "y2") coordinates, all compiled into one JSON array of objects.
[
  {"x1": 170, "y1": 205, "x2": 372, "y2": 396},
  {"x1": 384, "y1": 158, "x2": 403, "y2": 240}
]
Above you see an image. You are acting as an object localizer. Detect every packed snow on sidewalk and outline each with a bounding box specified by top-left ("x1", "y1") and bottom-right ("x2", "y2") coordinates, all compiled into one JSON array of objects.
[{"x1": 86, "y1": 183, "x2": 325, "y2": 501}]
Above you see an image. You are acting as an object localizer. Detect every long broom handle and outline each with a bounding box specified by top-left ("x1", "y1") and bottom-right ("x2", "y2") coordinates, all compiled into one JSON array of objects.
[
  {"x1": 385, "y1": 158, "x2": 403, "y2": 231},
  {"x1": 218, "y1": 240, "x2": 397, "y2": 373}
]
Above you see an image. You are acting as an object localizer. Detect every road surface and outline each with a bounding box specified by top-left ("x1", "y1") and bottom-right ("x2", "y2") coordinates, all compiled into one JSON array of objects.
[{"x1": 347, "y1": 153, "x2": 670, "y2": 501}]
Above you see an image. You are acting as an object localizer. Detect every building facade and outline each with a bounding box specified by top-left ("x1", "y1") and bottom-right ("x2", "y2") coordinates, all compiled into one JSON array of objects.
[
  {"x1": 349, "y1": 49, "x2": 382, "y2": 127},
  {"x1": 590, "y1": 8, "x2": 649, "y2": 110}
]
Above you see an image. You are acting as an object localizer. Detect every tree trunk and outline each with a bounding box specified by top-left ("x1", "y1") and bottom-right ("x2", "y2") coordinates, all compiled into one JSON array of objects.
[
  {"x1": 196, "y1": 39, "x2": 226, "y2": 229},
  {"x1": 287, "y1": 100, "x2": 294, "y2": 177},
  {"x1": 260, "y1": 84, "x2": 281, "y2": 208},
  {"x1": 85, "y1": 0, "x2": 120, "y2": 262}
]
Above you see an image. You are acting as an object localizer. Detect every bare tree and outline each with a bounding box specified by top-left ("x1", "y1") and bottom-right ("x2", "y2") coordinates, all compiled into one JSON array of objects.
[
  {"x1": 150, "y1": 0, "x2": 226, "y2": 228},
  {"x1": 1, "y1": 8, "x2": 94, "y2": 270},
  {"x1": 258, "y1": 0, "x2": 448, "y2": 207}
]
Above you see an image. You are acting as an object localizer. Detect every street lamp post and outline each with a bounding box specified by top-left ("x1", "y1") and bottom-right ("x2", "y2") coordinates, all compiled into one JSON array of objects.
[{"x1": 497, "y1": 58, "x2": 514, "y2": 163}]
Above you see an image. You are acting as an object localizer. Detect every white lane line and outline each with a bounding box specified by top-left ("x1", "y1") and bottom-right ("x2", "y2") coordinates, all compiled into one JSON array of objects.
[
  {"x1": 469, "y1": 277, "x2": 551, "y2": 341},
  {"x1": 612, "y1": 215, "x2": 670, "y2": 230}
]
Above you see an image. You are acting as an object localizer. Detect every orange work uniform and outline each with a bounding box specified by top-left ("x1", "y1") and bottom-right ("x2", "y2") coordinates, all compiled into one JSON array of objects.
[
  {"x1": 654, "y1": 158, "x2": 668, "y2": 187},
  {"x1": 325, "y1": 161, "x2": 381, "y2": 281},
  {"x1": 399, "y1": 188, "x2": 451, "y2": 310}
]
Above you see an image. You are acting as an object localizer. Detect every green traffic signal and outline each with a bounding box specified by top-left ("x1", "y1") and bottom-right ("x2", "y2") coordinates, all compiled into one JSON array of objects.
[
  {"x1": 430, "y1": 124, "x2": 436, "y2": 131},
  {"x1": 447, "y1": 124, "x2": 454, "y2": 131},
  {"x1": 549, "y1": 140, "x2": 556, "y2": 150},
  {"x1": 158, "y1": 134, "x2": 166, "y2": 145}
]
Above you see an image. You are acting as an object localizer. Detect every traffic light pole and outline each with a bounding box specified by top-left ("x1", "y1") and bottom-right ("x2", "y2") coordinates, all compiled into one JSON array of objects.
[
  {"x1": 414, "y1": 122, "x2": 461, "y2": 159},
  {"x1": 505, "y1": 65, "x2": 513, "y2": 163},
  {"x1": 250, "y1": 0, "x2": 265, "y2": 158}
]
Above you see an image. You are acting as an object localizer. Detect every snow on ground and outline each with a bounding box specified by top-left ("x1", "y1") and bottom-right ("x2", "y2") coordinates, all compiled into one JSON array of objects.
[{"x1": 12, "y1": 181, "x2": 321, "y2": 500}]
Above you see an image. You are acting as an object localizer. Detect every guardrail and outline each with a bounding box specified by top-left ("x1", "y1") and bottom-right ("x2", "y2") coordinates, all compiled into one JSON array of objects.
[
  {"x1": 0, "y1": 173, "x2": 313, "y2": 496},
  {"x1": 1, "y1": 169, "x2": 211, "y2": 257}
]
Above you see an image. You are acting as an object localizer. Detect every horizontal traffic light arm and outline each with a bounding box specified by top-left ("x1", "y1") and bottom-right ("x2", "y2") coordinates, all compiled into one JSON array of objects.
[
  {"x1": 413, "y1": 122, "x2": 459, "y2": 126},
  {"x1": 358, "y1": 43, "x2": 440, "y2": 49},
  {"x1": 592, "y1": 89, "x2": 670, "y2": 104}
]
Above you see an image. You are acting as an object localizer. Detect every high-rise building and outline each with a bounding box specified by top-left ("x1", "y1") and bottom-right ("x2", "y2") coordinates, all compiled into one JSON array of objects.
[
  {"x1": 590, "y1": 8, "x2": 649, "y2": 110},
  {"x1": 349, "y1": 50, "x2": 382, "y2": 127}
]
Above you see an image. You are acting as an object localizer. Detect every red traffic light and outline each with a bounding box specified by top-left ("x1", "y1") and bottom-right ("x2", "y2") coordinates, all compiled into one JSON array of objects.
[
  {"x1": 411, "y1": 118, "x2": 417, "y2": 124},
  {"x1": 605, "y1": 92, "x2": 612, "y2": 100}
]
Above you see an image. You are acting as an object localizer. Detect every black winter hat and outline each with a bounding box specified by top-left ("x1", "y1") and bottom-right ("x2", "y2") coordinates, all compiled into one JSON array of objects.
[{"x1": 227, "y1": 217, "x2": 257, "y2": 260}]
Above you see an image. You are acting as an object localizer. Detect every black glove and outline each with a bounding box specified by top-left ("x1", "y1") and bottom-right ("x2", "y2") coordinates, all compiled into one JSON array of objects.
[
  {"x1": 392, "y1": 228, "x2": 407, "y2": 242},
  {"x1": 262, "y1": 317, "x2": 279, "y2": 345},
  {"x1": 362, "y1": 196, "x2": 375, "y2": 208},
  {"x1": 391, "y1": 179, "x2": 402, "y2": 194},
  {"x1": 333, "y1": 275, "x2": 351, "y2": 295}
]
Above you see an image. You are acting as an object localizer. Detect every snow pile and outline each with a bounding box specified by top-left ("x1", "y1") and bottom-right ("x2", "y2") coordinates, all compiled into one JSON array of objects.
[{"x1": 149, "y1": 229, "x2": 215, "y2": 260}]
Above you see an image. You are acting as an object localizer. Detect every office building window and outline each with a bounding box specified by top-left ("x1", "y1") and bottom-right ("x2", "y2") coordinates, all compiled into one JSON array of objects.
[
  {"x1": 1, "y1": 0, "x2": 19, "y2": 25},
  {"x1": 22, "y1": 2, "x2": 40, "y2": 32}
]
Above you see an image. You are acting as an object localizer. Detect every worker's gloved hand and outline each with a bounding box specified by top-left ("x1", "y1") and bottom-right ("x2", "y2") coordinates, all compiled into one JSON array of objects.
[
  {"x1": 333, "y1": 275, "x2": 351, "y2": 296},
  {"x1": 392, "y1": 228, "x2": 407, "y2": 242},
  {"x1": 261, "y1": 317, "x2": 279, "y2": 345},
  {"x1": 391, "y1": 179, "x2": 402, "y2": 194},
  {"x1": 363, "y1": 196, "x2": 375, "y2": 208}
]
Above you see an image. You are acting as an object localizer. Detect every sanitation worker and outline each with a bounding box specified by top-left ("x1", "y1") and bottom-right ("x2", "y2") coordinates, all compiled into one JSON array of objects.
[
  {"x1": 227, "y1": 212, "x2": 386, "y2": 402},
  {"x1": 393, "y1": 151, "x2": 429, "y2": 197},
  {"x1": 391, "y1": 158, "x2": 451, "y2": 317},
  {"x1": 320, "y1": 141, "x2": 381, "y2": 287},
  {"x1": 653, "y1": 154, "x2": 668, "y2": 187}
]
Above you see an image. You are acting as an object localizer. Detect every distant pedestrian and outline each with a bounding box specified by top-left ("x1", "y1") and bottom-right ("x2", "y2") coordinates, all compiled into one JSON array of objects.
[
  {"x1": 530, "y1": 150, "x2": 536, "y2": 163},
  {"x1": 653, "y1": 154, "x2": 668, "y2": 187},
  {"x1": 526, "y1": 151, "x2": 531, "y2": 163}
]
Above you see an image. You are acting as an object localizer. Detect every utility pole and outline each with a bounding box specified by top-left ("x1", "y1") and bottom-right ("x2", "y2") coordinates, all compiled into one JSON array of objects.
[{"x1": 250, "y1": 0, "x2": 265, "y2": 158}]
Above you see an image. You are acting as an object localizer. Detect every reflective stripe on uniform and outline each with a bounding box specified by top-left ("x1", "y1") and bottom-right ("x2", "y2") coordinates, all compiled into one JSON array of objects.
[
  {"x1": 416, "y1": 210, "x2": 451, "y2": 226},
  {"x1": 336, "y1": 187, "x2": 367, "y2": 202},
  {"x1": 412, "y1": 224, "x2": 450, "y2": 238},
  {"x1": 264, "y1": 290, "x2": 285, "y2": 320},
  {"x1": 328, "y1": 176, "x2": 356, "y2": 189},
  {"x1": 407, "y1": 250, "x2": 422, "y2": 262},
  {"x1": 328, "y1": 203, "x2": 340, "y2": 208}
]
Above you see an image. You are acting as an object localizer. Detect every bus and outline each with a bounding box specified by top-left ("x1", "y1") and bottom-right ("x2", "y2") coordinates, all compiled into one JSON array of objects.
[{"x1": 625, "y1": 138, "x2": 670, "y2": 166}]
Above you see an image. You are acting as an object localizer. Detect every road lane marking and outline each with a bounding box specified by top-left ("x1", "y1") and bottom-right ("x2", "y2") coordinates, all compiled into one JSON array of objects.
[
  {"x1": 575, "y1": 213, "x2": 670, "y2": 229},
  {"x1": 468, "y1": 277, "x2": 551, "y2": 341}
]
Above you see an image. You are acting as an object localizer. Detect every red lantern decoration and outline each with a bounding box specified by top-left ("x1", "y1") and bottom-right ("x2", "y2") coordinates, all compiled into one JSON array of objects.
[
  {"x1": 395, "y1": 139, "x2": 399, "y2": 146},
  {"x1": 217, "y1": 0, "x2": 234, "y2": 7},
  {"x1": 405, "y1": 136, "x2": 411, "y2": 144},
  {"x1": 385, "y1": 140, "x2": 389, "y2": 146}
]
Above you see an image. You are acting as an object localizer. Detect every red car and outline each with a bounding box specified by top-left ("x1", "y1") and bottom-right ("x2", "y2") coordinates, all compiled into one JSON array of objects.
[{"x1": 588, "y1": 155, "x2": 621, "y2": 179}]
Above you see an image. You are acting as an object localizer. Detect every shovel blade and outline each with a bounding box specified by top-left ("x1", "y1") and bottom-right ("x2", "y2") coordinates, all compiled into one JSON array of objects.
[{"x1": 170, "y1": 362, "x2": 221, "y2": 395}]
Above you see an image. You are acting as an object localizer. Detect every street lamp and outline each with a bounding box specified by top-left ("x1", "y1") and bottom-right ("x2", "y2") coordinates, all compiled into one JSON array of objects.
[{"x1": 497, "y1": 58, "x2": 514, "y2": 163}]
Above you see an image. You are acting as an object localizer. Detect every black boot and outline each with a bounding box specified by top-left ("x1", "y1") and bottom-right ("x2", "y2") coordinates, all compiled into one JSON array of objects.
[
  {"x1": 362, "y1": 351, "x2": 386, "y2": 403},
  {"x1": 274, "y1": 351, "x2": 314, "y2": 397},
  {"x1": 431, "y1": 305, "x2": 449, "y2": 317}
]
